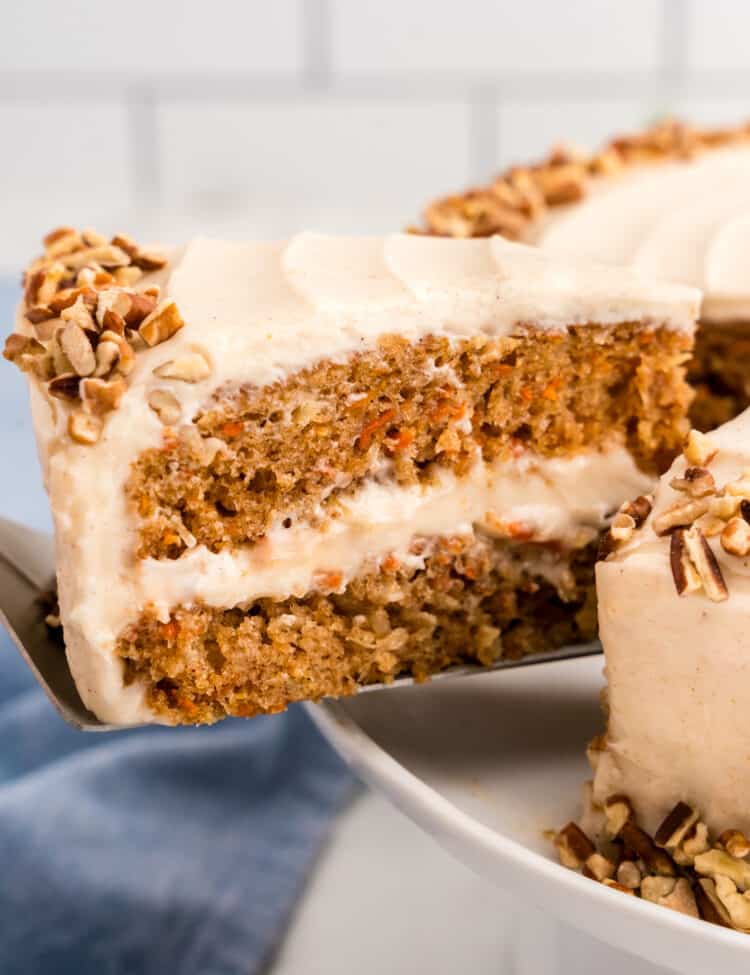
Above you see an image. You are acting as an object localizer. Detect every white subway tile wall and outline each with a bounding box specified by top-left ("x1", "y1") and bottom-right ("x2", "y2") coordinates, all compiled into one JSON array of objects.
[
  {"x1": 0, "y1": 0, "x2": 749, "y2": 272},
  {"x1": 496, "y1": 97, "x2": 654, "y2": 169},
  {"x1": 685, "y1": 0, "x2": 750, "y2": 72},
  {"x1": 0, "y1": 0, "x2": 303, "y2": 76},
  {"x1": 332, "y1": 0, "x2": 664, "y2": 76}
]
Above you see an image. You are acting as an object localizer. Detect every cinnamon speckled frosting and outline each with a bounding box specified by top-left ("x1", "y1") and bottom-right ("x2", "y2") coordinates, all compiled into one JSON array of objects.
[
  {"x1": 537, "y1": 145, "x2": 750, "y2": 323},
  {"x1": 594, "y1": 407, "x2": 750, "y2": 836}
]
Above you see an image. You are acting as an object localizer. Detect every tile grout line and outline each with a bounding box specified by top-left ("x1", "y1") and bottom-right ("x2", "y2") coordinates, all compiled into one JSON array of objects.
[
  {"x1": 5, "y1": 70, "x2": 750, "y2": 102},
  {"x1": 302, "y1": 0, "x2": 332, "y2": 90},
  {"x1": 468, "y1": 85, "x2": 500, "y2": 182},
  {"x1": 658, "y1": 0, "x2": 689, "y2": 109},
  {"x1": 126, "y1": 86, "x2": 160, "y2": 218}
]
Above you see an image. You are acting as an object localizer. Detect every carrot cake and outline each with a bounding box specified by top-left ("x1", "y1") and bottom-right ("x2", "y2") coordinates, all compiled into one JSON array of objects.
[
  {"x1": 4, "y1": 227, "x2": 698, "y2": 725},
  {"x1": 421, "y1": 119, "x2": 750, "y2": 431},
  {"x1": 555, "y1": 413, "x2": 750, "y2": 930}
]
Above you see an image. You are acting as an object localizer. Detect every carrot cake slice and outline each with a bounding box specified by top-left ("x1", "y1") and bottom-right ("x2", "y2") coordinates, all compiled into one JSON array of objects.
[
  {"x1": 555, "y1": 413, "x2": 750, "y2": 930},
  {"x1": 3, "y1": 227, "x2": 698, "y2": 725},
  {"x1": 421, "y1": 119, "x2": 750, "y2": 432}
]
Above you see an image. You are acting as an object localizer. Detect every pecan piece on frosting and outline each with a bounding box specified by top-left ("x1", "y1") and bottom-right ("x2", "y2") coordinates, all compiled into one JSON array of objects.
[
  {"x1": 721, "y1": 517, "x2": 750, "y2": 557},
  {"x1": 670, "y1": 466, "x2": 716, "y2": 498},
  {"x1": 621, "y1": 494, "x2": 653, "y2": 527},
  {"x1": 684, "y1": 429, "x2": 718, "y2": 467},
  {"x1": 653, "y1": 498, "x2": 709, "y2": 536},
  {"x1": 683, "y1": 526, "x2": 728, "y2": 601},
  {"x1": 147, "y1": 389, "x2": 181, "y2": 426},
  {"x1": 153, "y1": 351, "x2": 210, "y2": 383},
  {"x1": 67, "y1": 409, "x2": 102, "y2": 445},
  {"x1": 138, "y1": 299, "x2": 185, "y2": 347},
  {"x1": 59, "y1": 321, "x2": 96, "y2": 377},
  {"x1": 80, "y1": 376, "x2": 127, "y2": 415}
]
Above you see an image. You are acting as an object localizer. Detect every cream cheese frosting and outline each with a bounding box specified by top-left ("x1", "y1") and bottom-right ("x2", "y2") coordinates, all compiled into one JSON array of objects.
[
  {"x1": 537, "y1": 145, "x2": 750, "y2": 322},
  {"x1": 594, "y1": 408, "x2": 750, "y2": 835},
  {"x1": 19, "y1": 232, "x2": 699, "y2": 725}
]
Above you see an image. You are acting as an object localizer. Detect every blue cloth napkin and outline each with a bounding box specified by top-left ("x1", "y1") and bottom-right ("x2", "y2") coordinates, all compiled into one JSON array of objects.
[{"x1": 0, "y1": 279, "x2": 355, "y2": 975}]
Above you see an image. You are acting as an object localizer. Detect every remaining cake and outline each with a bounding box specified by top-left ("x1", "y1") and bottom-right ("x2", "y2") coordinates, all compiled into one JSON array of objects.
[
  {"x1": 420, "y1": 119, "x2": 750, "y2": 431},
  {"x1": 555, "y1": 414, "x2": 750, "y2": 930},
  {"x1": 4, "y1": 227, "x2": 698, "y2": 725}
]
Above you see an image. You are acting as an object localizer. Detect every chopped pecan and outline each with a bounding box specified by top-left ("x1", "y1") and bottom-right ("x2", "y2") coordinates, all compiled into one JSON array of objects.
[
  {"x1": 44, "y1": 227, "x2": 83, "y2": 260},
  {"x1": 584, "y1": 852, "x2": 616, "y2": 882},
  {"x1": 721, "y1": 517, "x2": 750, "y2": 557},
  {"x1": 554, "y1": 822, "x2": 596, "y2": 869},
  {"x1": 683, "y1": 526, "x2": 728, "y2": 601},
  {"x1": 653, "y1": 498, "x2": 709, "y2": 536},
  {"x1": 60, "y1": 321, "x2": 96, "y2": 377},
  {"x1": 641, "y1": 876, "x2": 677, "y2": 903},
  {"x1": 138, "y1": 299, "x2": 185, "y2": 347},
  {"x1": 48, "y1": 373, "x2": 82, "y2": 400},
  {"x1": 93, "y1": 339, "x2": 121, "y2": 378},
  {"x1": 670, "y1": 467, "x2": 716, "y2": 498},
  {"x1": 621, "y1": 820, "x2": 676, "y2": 877},
  {"x1": 719, "y1": 829, "x2": 750, "y2": 859},
  {"x1": 684, "y1": 429, "x2": 718, "y2": 467},
  {"x1": 3, "y1": 333, "x2": 44, "y2": 363},
  {"x1": 714, "y1": 875, "x2": 750, "y2": 930},
  {"x1": 61, "y1": 244, "x2": 131, "y2": 271},
  {"x1": 695, "y1": 878, "x2": 733, "y2": 927},
  {"x1": 654, "y1": 801, "x2": 700, "y2": 851},
  {"x1": 604, "y1": 794, "x2": 633, "y2": 839},
  {"x1": 153, "y1": 351, "x2": 210, "y2": 383},
  {"x1": 670, "y1": 529, "x2": 702, "y2": 596},
  {"x1": 67, "y1": 409, "x2": 102, "y2": 445},
  {"x1": 80, "y1": 377, "x2": 127, "y2": 415},
  {"x1": 616, "y1": 860, "x2": 641, "y2": 889},
  {"x1": 147, "y1": 389, "x2": 181, "y2": 426},
  {"x1": 621, "y1": 494, "x2": 653, "y2": 528},
  {"x1": 694, "y1": 849, "x2": 750, "y2": 891},
  {"x1": 658, "y1": 877, "x2": 699, "y2": 918},
  {"x1": 610, "y1": 512, "x2": 635, "y2": 543}
]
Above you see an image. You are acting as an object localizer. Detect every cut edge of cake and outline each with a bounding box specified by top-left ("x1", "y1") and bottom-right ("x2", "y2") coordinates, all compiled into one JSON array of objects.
[{"x1": 4, "y1": 227, "x2": 699, "y2": 725}]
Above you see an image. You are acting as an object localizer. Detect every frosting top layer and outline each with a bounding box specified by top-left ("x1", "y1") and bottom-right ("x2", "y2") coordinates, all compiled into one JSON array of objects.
[
  {"x1": 168, "y1": 233, "x2": 698, "y2": 390},
  {"x1": 537, "y1": 145, "x2": 750, "y2": 322}
]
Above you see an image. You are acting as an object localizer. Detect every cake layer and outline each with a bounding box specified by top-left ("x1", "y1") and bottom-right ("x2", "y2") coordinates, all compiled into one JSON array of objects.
[
  {"x1": 129, "y1": 324, "x2": 693, "y2": 560},
  {"x1": 688, "y1": 321, "x2": 750, "y2": 431},
  {"x1": 117, "y1": 532, "x2": 600, "y2": 724}
]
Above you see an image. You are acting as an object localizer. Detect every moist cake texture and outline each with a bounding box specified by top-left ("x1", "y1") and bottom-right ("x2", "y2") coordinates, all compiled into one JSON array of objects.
[
  {"x1": 555, "y1": 412, "x2": 750, "y2": 932},
  {"x1": 130, "y1": 324, "x2": 690, "y2": 561},
  {"x1": 4, "y1": 227, "x2": 698, "y2": 725},
  {"x1": 420, "y1": 119, "x2": 750, "y2": 430}
]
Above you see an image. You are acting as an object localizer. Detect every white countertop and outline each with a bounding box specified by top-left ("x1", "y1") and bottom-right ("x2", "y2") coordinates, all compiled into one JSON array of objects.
[{"x1": 274, "y1": 790, "x2": 671, "y2": 975}]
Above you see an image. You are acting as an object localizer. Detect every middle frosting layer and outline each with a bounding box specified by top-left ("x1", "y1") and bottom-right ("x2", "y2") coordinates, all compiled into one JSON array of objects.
[{"x1": 140, "y1": 446, "x2": 650, "y2": 615}]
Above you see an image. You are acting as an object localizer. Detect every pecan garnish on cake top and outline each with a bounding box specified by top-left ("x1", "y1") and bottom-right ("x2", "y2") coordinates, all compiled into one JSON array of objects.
[
  {"x1": 420, "y1": 119, "x2": 750, "y2": 240},
  {"x1": 3, "y1": 227, "x2": 188, "y2": 445}
]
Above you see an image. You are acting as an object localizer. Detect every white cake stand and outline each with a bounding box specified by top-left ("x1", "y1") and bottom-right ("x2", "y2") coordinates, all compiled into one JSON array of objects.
[{"x1": 309, "y1": 656, "x2": 750, "y2": 974}]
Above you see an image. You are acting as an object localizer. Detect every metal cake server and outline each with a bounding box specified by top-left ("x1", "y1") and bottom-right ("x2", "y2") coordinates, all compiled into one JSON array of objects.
[{"x1": 0, "y1": 515, "x2": 602, "y2": 732}]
